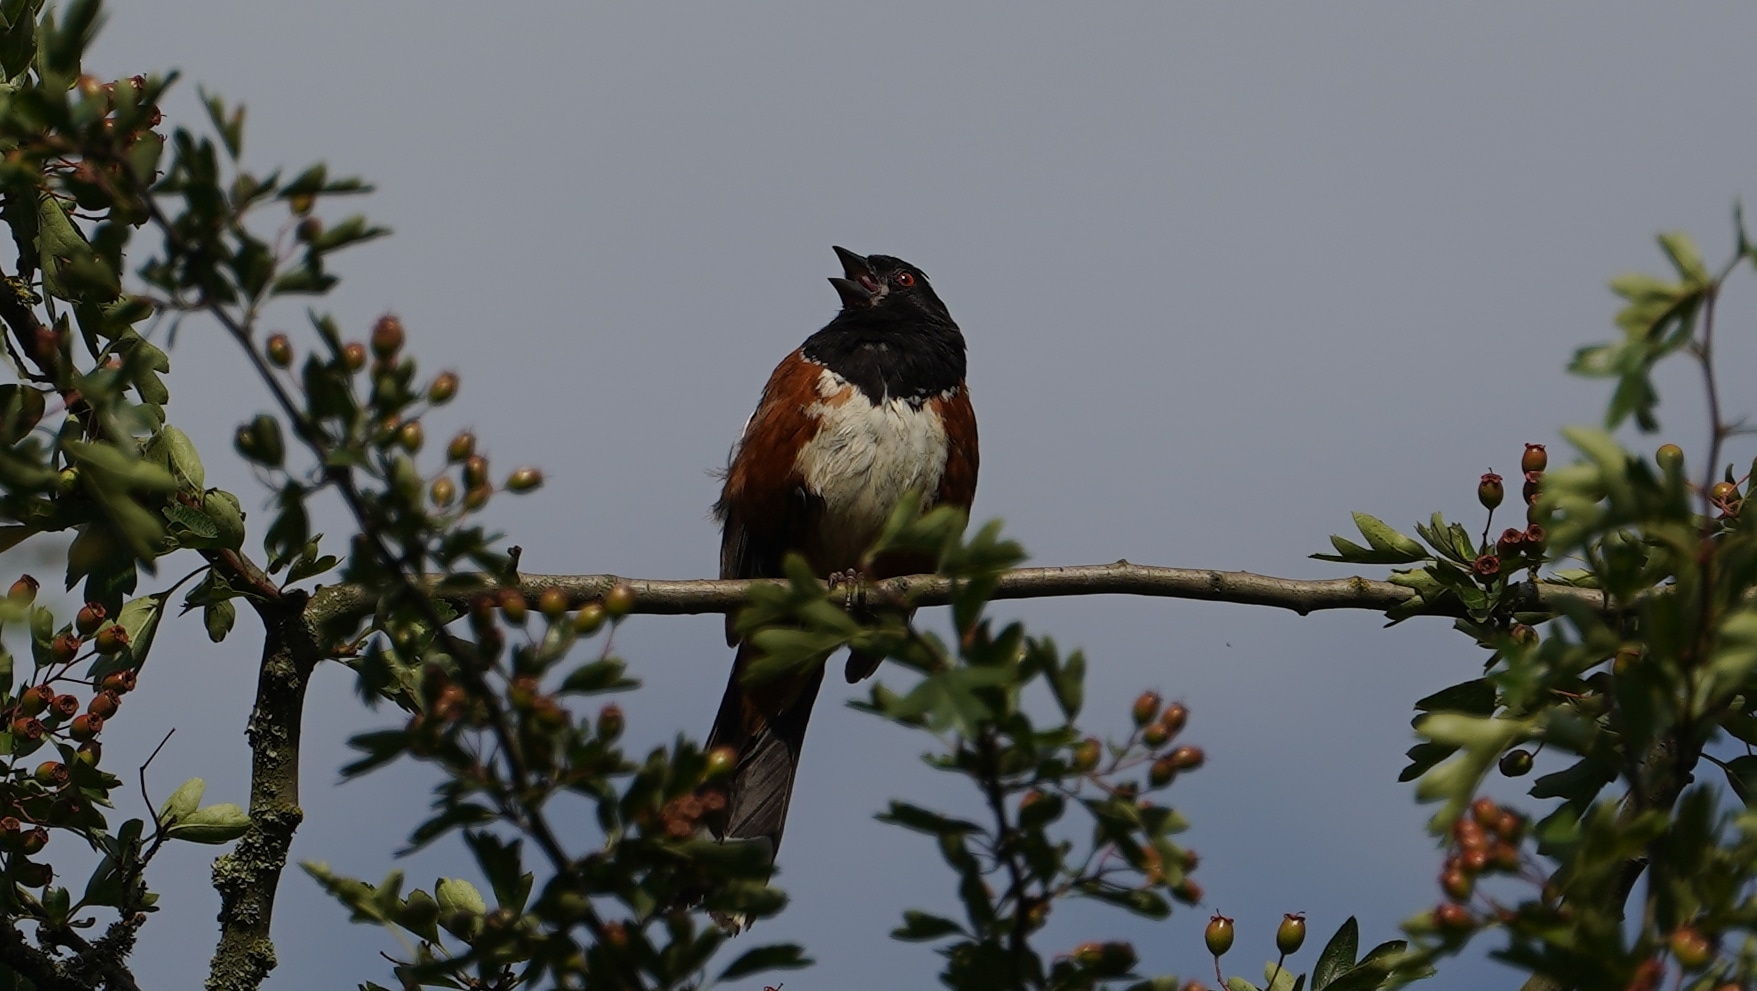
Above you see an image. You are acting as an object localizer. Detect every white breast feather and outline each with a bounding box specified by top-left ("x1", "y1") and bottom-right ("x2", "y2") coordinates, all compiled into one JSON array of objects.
[{"x1": 795, "y1": 368, "x2": 948, "y2": 560}]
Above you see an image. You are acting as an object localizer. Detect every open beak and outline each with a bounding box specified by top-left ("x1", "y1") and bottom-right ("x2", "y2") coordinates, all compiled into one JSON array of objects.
[{"x1": 829, "y1": 245, "x2": 882, "y2": 308}]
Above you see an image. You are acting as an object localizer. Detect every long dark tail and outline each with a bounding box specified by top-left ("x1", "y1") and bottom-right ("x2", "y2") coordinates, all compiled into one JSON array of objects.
[{"x1": 705, "y1": 641, "x2": 827, "y2": 856}]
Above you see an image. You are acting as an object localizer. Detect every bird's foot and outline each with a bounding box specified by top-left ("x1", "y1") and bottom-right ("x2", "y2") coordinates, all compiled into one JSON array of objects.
[{"x1": 826, "y1": 569, "x2": 868, "y2": 612}]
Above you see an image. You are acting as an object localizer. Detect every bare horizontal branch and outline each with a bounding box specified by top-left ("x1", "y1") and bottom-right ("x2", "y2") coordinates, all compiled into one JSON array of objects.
[{"x1": 306, "y1": 560, "x2": 1608, "y2": 627}]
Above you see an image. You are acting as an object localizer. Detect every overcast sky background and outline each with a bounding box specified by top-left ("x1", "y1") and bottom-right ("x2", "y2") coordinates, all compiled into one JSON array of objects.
[{"x1": 34, "y1": 3, "x2": 1757, "y2": 989}]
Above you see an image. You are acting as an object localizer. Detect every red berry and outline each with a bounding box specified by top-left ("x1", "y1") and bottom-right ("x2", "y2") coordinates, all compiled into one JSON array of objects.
[
  {"x1": 100, "y1": 670, "x2": 136, "y2": 695},
  {"x1": 88, "y1": 691, "x2": 120, "y2": 719},
  {"x1": 370, "y1": 314, "x2": 405, "y2": 358},
  {"x1": 33, "y1": 761, "x2": 67, "y2": 787},
  {"x1": 1169, "y1": 745, "x2": 1204, "y2": 771},
  {"x1": 7, "y1": 575, "x2": 38, "y2": 604},
  {"x1": 1434, "y1": 902, "x2": 1473, "y2": 932},
  {"x1": 49, "y1": 694, "x2": 78, "y2": 719},
  {"x1": 75, "y1": 602, "x2": 106, "y2": 636},
  {"x1": 1131, "y1": 691, "x2": 1162, "y2": 727},
  {"x1": 1159, "y1": 702, "x2": 1188, "y2": 736},
  {"x1": 10, "y1": 716, "x2": 43, "y2": 741},
  {"x1": 49, "y1": 634, "x2": 79, "y2": 664},
  {"x1": 1521, "y1": 444, "x2": 1547, "y2": 473},
  {"x1": 94, "y1": 624, "x2": 129, "y2": 654},
  {"x1": 265, "y1": 332, "x2": 293, "y2": 368},
  {"x1": 1071, "y1": 738, "x2": 1101, "y2": 772},
  {"x1": 341, "y1": 341, "x2": 367, "y2": 372},
  {"x1": 69, "y1": 713, "x2": 102, "y2": 741},
  {"x1": 15, "y1": 685, "x2": 52, "y2": 717},
  {"x1": 429, "y1": 371, "x2": 459, "y2": 404},
  {"x1": 1669, "y1": 927, "x2": 1712, "y2": 971}
]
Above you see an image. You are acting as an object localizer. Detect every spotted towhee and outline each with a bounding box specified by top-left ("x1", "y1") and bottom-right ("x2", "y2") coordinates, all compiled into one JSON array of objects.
[{"x1": 707, "y1": 246, "x2": 978, "y2": 860}]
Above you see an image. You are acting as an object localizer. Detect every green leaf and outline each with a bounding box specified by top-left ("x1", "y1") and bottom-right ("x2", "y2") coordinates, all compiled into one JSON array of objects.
[
  {"x1": 1412, "y1": 678, "x2": 1496, "y2": 715},
  {"x1": 717, "y1": 943, "x2": 811, "y2": 981},
  {"x1": 202, "y1": 600, "x2": 235, "y2": 643},
  {"x1": 156, "y1": 777, "x2": 204, "y2": 826},
  {"x1": 891, "y1": 909, "x2": 963, "y2": 942},
  {"x1": 876, "y1": 800, "x2": 982, "y2": 836},
  {"x1": 1312, "y1": 917, "x2": 1358, "y2": 990},
  {"x1": 558, "y1": 657, "x2": 638, "y2": 696},
  {"x1": 165, "y1": 802, "x2": 250, "y2": 843}
]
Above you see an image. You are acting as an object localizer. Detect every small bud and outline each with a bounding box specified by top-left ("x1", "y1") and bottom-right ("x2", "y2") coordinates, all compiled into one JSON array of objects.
[
  {"x1": 69, "y1": 713, "x2": 102, "y2": 741},
  {"x1": 75, "y1": 602, "x2": 106, "y2": 636},
  {"x1": 265, "y1": 332, "x2": 293, "y2": 368},
  {"x1": 429, "y1": 371, "x2": 459, "y2": 405},
  {"x1": 1520, "y1": 444, "x2": 1547, "y2": 473},
  {"x1": 370, "y1": 314, "x2": 405, "y2": 358},
  {"x1": 1472, "y1": 553, "x2": 1501, "y2": 580},
  {"x1": 574, "y1": 602, "x2": 606, "y2": 636},
  {"x1": 1204, "y1": 914, "x2": 1235, "y2": 957},
  {"x1": 447, "y1": 431, "x2": 476, "y2": 463},
  {"x1": 1656, "y1": 443, "x2": 1684, "y2": 472},
  {"x1": 1131, "y1": 691, "x2": 1162, "y2": 727},
  {"x1": 341, "y1": 342, "x2": 367, "y2": 372},
  {"x1": 50, "y1": 694, "x2": 78, "y2": 720},
  {"x1": 1275, "y1": 913, "x2": 1306, "y2": 955},
  {"x1": 33, "y1": 761, "x2": 67, "y2": 788},
  {"x1": 1498, "y1": 749, "x2": 1533, "y2": 777},
  {"x1": 397, "y1": 420, "x2": 424, "y2": 453},
  {"x1": 50, "y1": 634, "x2": 80, "y2": 665},
  {"x1": 598, "y1": 704, "x2": 626, "y2": 742},
  {"x1": 94, "y1": 624, "x2": 129, "y2": 654},
  {"x1": 1071, "y1": 737, "x2": 1101, "y2": 772},
  {"x1": 1168, "y1": 745, "x2": 1205, "y2": 771},
  {"x1": 604, "y1": 583, "x2": 636, "y2": 618},
  {"x1": 88, "y1": 691, "x2": 120, "y2": 719},
  {"x1": 1477, "y1": 472, "x2": 1504, "y2": 510},
  {"x1": 7, "y1": 575, "x2": 38, "y2": 604},
  {"x1": 506, "y1": 467, "x2": 544, "y2": 493},
  {"x1": 430, "y1": 477, "x2": 456, "y2": 508},
  {"x1": 100, "y1": 670, "x2": 137, "y2": 695}
]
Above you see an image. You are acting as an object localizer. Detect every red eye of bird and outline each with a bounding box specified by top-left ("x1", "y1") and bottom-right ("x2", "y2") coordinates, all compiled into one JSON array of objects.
[{"x1": 894, "y1": 271, "x2": 915, "y2": 288}]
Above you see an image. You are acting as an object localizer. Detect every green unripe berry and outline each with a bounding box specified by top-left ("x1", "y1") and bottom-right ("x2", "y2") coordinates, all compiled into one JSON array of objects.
[{"x1": 1204, "y1": 914, "x2": 1235, "y2": 957}]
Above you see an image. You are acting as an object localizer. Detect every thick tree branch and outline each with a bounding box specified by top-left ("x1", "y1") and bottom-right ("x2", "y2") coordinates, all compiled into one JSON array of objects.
[
  {"x1": 308, "y1": 561, "x2": 1608, "y2": 626},
  {"x1": 206, "y1": 590, "x2": 320, "y2": 991}
]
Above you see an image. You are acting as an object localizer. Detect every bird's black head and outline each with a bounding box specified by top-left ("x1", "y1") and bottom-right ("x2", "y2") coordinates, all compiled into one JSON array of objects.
[{"x1": 828, "y1": 246, "x2": 955, "y2": 328}]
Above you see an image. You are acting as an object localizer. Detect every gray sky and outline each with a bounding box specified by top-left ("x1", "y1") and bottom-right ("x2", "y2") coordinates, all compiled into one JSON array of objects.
[{"x1": 56, "y1": 3, "x2": 1757, "y2": 988}]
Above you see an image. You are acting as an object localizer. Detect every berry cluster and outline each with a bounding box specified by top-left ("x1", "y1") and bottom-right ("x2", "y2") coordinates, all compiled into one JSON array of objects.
[
  {"x1": 1429, "y1": 797, "x2": 1529, "y2": 936},
  {"x1": 244, "y1": 315, "x2": 542, "y2": 516},
  {"x1": 0, "y1": 577, "x2": 139, "y2": 891}
]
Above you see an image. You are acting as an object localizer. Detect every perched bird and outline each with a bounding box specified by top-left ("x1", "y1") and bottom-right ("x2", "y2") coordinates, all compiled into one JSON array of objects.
[{"x1": 706, "y1": 245, "x2": 978, "y2": 861}]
